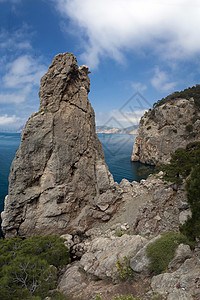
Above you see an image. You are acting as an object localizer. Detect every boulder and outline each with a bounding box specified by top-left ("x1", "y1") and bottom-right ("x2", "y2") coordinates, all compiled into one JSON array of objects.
[{"x1": 79, "y1": 234, "x2": 148, "y2": 281}]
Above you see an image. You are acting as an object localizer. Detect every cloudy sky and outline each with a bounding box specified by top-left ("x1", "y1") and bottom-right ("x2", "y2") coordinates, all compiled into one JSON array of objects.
[{"x1": 0, "y1": 0, "x2": 200, "y2": 130}]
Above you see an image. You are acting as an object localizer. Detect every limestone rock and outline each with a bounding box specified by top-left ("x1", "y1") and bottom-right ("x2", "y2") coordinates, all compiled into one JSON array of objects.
[
  {"x1": 79, "y1": 234, "x2": 148, "y2": 281},
  {"x1": 168, "y1": 244, "x2": 192, "y2": 271},
  {"x1": 58, "y1": 262, "x2": 87, "y2": 296},
  {"x1": 134, "y1": 177, "x2": 190, "y2": 236},
  {"x1": 1, "y1": 53, "x2": 114, "y2": 238},
  {"x1": 151, "y1": 257, "x2": 200, "y2": 299},
  {"x1": 131, "y1": 98, "x2": 200, "y2": 165},
  {"x1": 130, "y1": 235, "x2": 161, "y2": 276}
]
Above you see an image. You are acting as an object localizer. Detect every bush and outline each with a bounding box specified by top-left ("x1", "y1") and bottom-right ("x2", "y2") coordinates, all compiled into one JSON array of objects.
[
  {"x1": 153, "y1": 84, "x2": 200, "y2": 110},
  {"x1": 94, "y1": 296, "x2": 141, "y2": 300},
  {"x1": 114, "y1": 296, "x2": 140, "y2": 300},
  {"x1": 48, "y1": 290, "x2": 69, "y2": 299},
  {"x1": 116, "y1": 256, "x2": 133, "y2": 281},
  {"x1": 0, "y1": 235, "x2": 70, "y2": 300},
  {"x1": 0, "y1": 256, "x2": 56, "y2": 299},
  {"x1": 20, "y1": 235, "x2": 70, "y2": 267},
  {"x1": 160, "y1": 142, "x2": 200, "y2": 183},
  {"x1": 114, "y1": 297, "x2": 141, "y2": 300},
  {"x1": 180, "y1": 164, "x2": 200, "y2": 241},
  {"x1": 185, "y1": 124, "x2": 193, "y2": 132},
  {"x1": 146, "y1": 232, "x2": 192, "y2": 275},
  {"x1": 159, "y1": 142, "x2": 200, "y2": 241},
  {"x1": 137, "y1": 165, "x2": 155, "y2": 177}
]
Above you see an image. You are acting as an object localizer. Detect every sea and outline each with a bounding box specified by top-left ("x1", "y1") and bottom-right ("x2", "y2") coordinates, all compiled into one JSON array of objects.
[{"x1": 0, "y1": 132, "x2": 153, "y2": 234}]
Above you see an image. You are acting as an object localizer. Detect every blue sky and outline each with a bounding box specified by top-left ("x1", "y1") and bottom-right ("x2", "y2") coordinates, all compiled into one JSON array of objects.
[{"x1": 0, "y1": 0, "x2": 200, "y2": 130}]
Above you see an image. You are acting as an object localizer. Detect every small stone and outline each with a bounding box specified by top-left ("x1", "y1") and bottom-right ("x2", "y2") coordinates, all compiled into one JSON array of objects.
[
  {"x1": 154, "y1": 215, "x2": 161, "y2": 221},
  {"x1": 179, "y1": 210, "x2": 192, "y2": 225},
  {"x1": 120, "y1": 225, "x2": 127, "y2": 231}
]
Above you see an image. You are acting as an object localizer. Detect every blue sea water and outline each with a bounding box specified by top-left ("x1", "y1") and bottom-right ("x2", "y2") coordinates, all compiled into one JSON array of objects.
[
  {"x1": 98, "y1": 133, "x2": 153, "y2": 182},
  {"x1": 0, "y1": 133, "x2": 21, "y2": 214},
  {"x1": 0, "y1": 132, "x2": 153, "y2": 235}
]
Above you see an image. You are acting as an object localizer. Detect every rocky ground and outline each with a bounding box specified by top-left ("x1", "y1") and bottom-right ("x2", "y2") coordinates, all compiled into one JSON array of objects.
[{"x1": 58, "y1": 174, "x2": 200, "y2": 300}]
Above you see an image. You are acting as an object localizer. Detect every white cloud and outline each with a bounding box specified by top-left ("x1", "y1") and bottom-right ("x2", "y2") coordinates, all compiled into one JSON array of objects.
[
  {"x1": 0, "y1": 85, "x2": 32, "y2": 104},
  {"x1": 0, "y1": 27, "x2": 32, "y2": 54},
  {"x1": 151, "y1": 67, "x2": 176, "y2": 91},
  {"x1": 0, "y1": 114, "x2": 22, "y2": 126},
  {"x1": 53, "y1": 0, "x2": 200, "y2": 68},
  {"x1": 131, "y1": 82, "x2": 147, "y2": 92},
  {"x1": 3, "y1": 55, "x2": 47, "y2": 89}
]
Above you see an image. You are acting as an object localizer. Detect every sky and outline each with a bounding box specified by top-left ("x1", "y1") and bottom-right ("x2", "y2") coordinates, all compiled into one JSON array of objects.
[{"x1": 0, "y1": 0, "x2": 200, "y2": 130}]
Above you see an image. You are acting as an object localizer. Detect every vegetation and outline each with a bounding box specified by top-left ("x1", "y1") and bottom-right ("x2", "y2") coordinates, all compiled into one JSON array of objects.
[
  {"x1": 160, "y1": 142, "x2": 200, "y2": 183},
  {"x1": 153, "y1": 84, "x2": 200, "y2": 109},
  {"x1": 114, "y1": 296, "x2": 141, "y2": 300},
  {"x1": 146, "y1": 232, "x2": 193, "y2": 275},
  {"x1": 185, "y1": 124, "x2": 193, "y2": 132},
  {"x1": 94, "y1": 295, "x2": 141, "y2": 300},
  {"x1": 0, "y1": 235, "x2": 70, "y2": 300},
  {"x1": 180, "y1": 164, "x2": 200, "y2": 241},
  {"x1": 115, "y1": 230, "x2": 124, "y2": 237},
  {"x1": 159, "y1": 142, "x2": 200, "y2": 241},
  {"x1": 137, "y1": 165, "x2": 155, "y2": 177},
  {"x1": 116, "y1": 256, "x2": 134, "y2": 281}
]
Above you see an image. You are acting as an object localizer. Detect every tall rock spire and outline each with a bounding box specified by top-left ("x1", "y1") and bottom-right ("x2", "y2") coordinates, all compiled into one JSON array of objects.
[{"x1": 1, "y1": 53, "x2": 115, "y2": 238}]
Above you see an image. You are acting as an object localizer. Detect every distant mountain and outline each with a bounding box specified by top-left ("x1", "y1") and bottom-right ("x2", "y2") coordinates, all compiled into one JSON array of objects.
[
  {"x1": 96, "y1": 125, "x2": 138, "y2": 134},
  {"x1": 16, "y1": 125, "x2": 25, "y2": 133}
]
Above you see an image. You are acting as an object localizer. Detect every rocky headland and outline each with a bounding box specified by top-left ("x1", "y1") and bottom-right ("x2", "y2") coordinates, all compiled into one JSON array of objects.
[
  {"x1": 1, "y1": 53, "x2": 200, "y2": 300},
  {"x1": 131, "y1": 90, "x2": 200, "y2": 165}
]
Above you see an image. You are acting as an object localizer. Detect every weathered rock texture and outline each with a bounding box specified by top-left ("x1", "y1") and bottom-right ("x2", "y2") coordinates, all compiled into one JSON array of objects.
[
  {"x1": 1, "y1": 53, "x2": 118, "y2": 238},
  {"x1": 151, "y1": 256, "x2": 200, "y2": 300},
  {"x1": 131, "y1": 98, "x2": 200, "y2": 165}
]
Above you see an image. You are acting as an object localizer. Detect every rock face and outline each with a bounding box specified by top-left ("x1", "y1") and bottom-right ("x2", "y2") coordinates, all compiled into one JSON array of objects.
[
  {"x1": 1, "y1": 53, "x2": 116, "y2": 238},
  {"x1": 131, "y1": 98, "x2": 200, "y2": 165},
  {"x1": 79, "y1": 234, "x2": 147, "y2": 281},
  {"x1": 151, "y1": 257, "x2": 200, "y2": 300}
]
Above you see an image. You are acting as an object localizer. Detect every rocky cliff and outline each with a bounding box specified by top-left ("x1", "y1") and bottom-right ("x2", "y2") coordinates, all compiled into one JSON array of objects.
[
  {"x1": 131, "y1": 89, "x2": 200, "y2": 165},
  {"x1": 1, "y1": 53, "x2": 119, "y2": 238}
]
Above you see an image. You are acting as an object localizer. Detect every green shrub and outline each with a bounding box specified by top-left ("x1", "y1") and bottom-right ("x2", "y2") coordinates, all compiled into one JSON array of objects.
[
  {"x1": 116, "y1": 256, "x2": 134, "y2": 281},
  {"x1": 94, "y1": 296, "x2": 141, "y2": 300},
  {"x1": 94, "y1": 295, "x2": 103, "y2": 300},
  {"x1": 185, "y1": 124, "x2": 193, "y2": 132},
  {"x1": 114, "y1": 296, "x2": 141, "y2": 300},
  {"x1": 147, "y1": 126, "x2": 151, "y2": 130},
  {"x1": 180, "y1": 164, "x2": 200, "y2": 241},
  {"x1": 188, "y1": 131, "x2": 198, "y2": 138},
  {"x1": 160, "y1": 142, "x2": 200, "y2": 183},
  {"x1": 115, "y1": 230, "x2": 124, "y2": 237},
  {"x1": 159, "y1": 142, "x2": 200, "y2": 241},
  {"x1": 153, "y1": 84, "x2": 200, "y2": 110},
  {"x1": 149, "y1": 109, "x2": 156, "y2": 121},
  {"x1": 0, "y1": 256, "x2": 56, "y2": 300},
  {"x1": 0, "y1": 236, "x2": 23, "y2": 267},
  {"x1": 137, "y1": 165, "x2": 155, "y2": 177},
  {"x1": 0, "y1": 235, "x2": 70, "y2": 300},
  {"x1": 48, "y1": 290, "x2": 68, "y2": 299},
  {"x1": 146, "y1": 232, "x2": 192, "y2": 275},
  {"x1": 20, "y1": 235, "x2": 70, "y2": 267}
]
